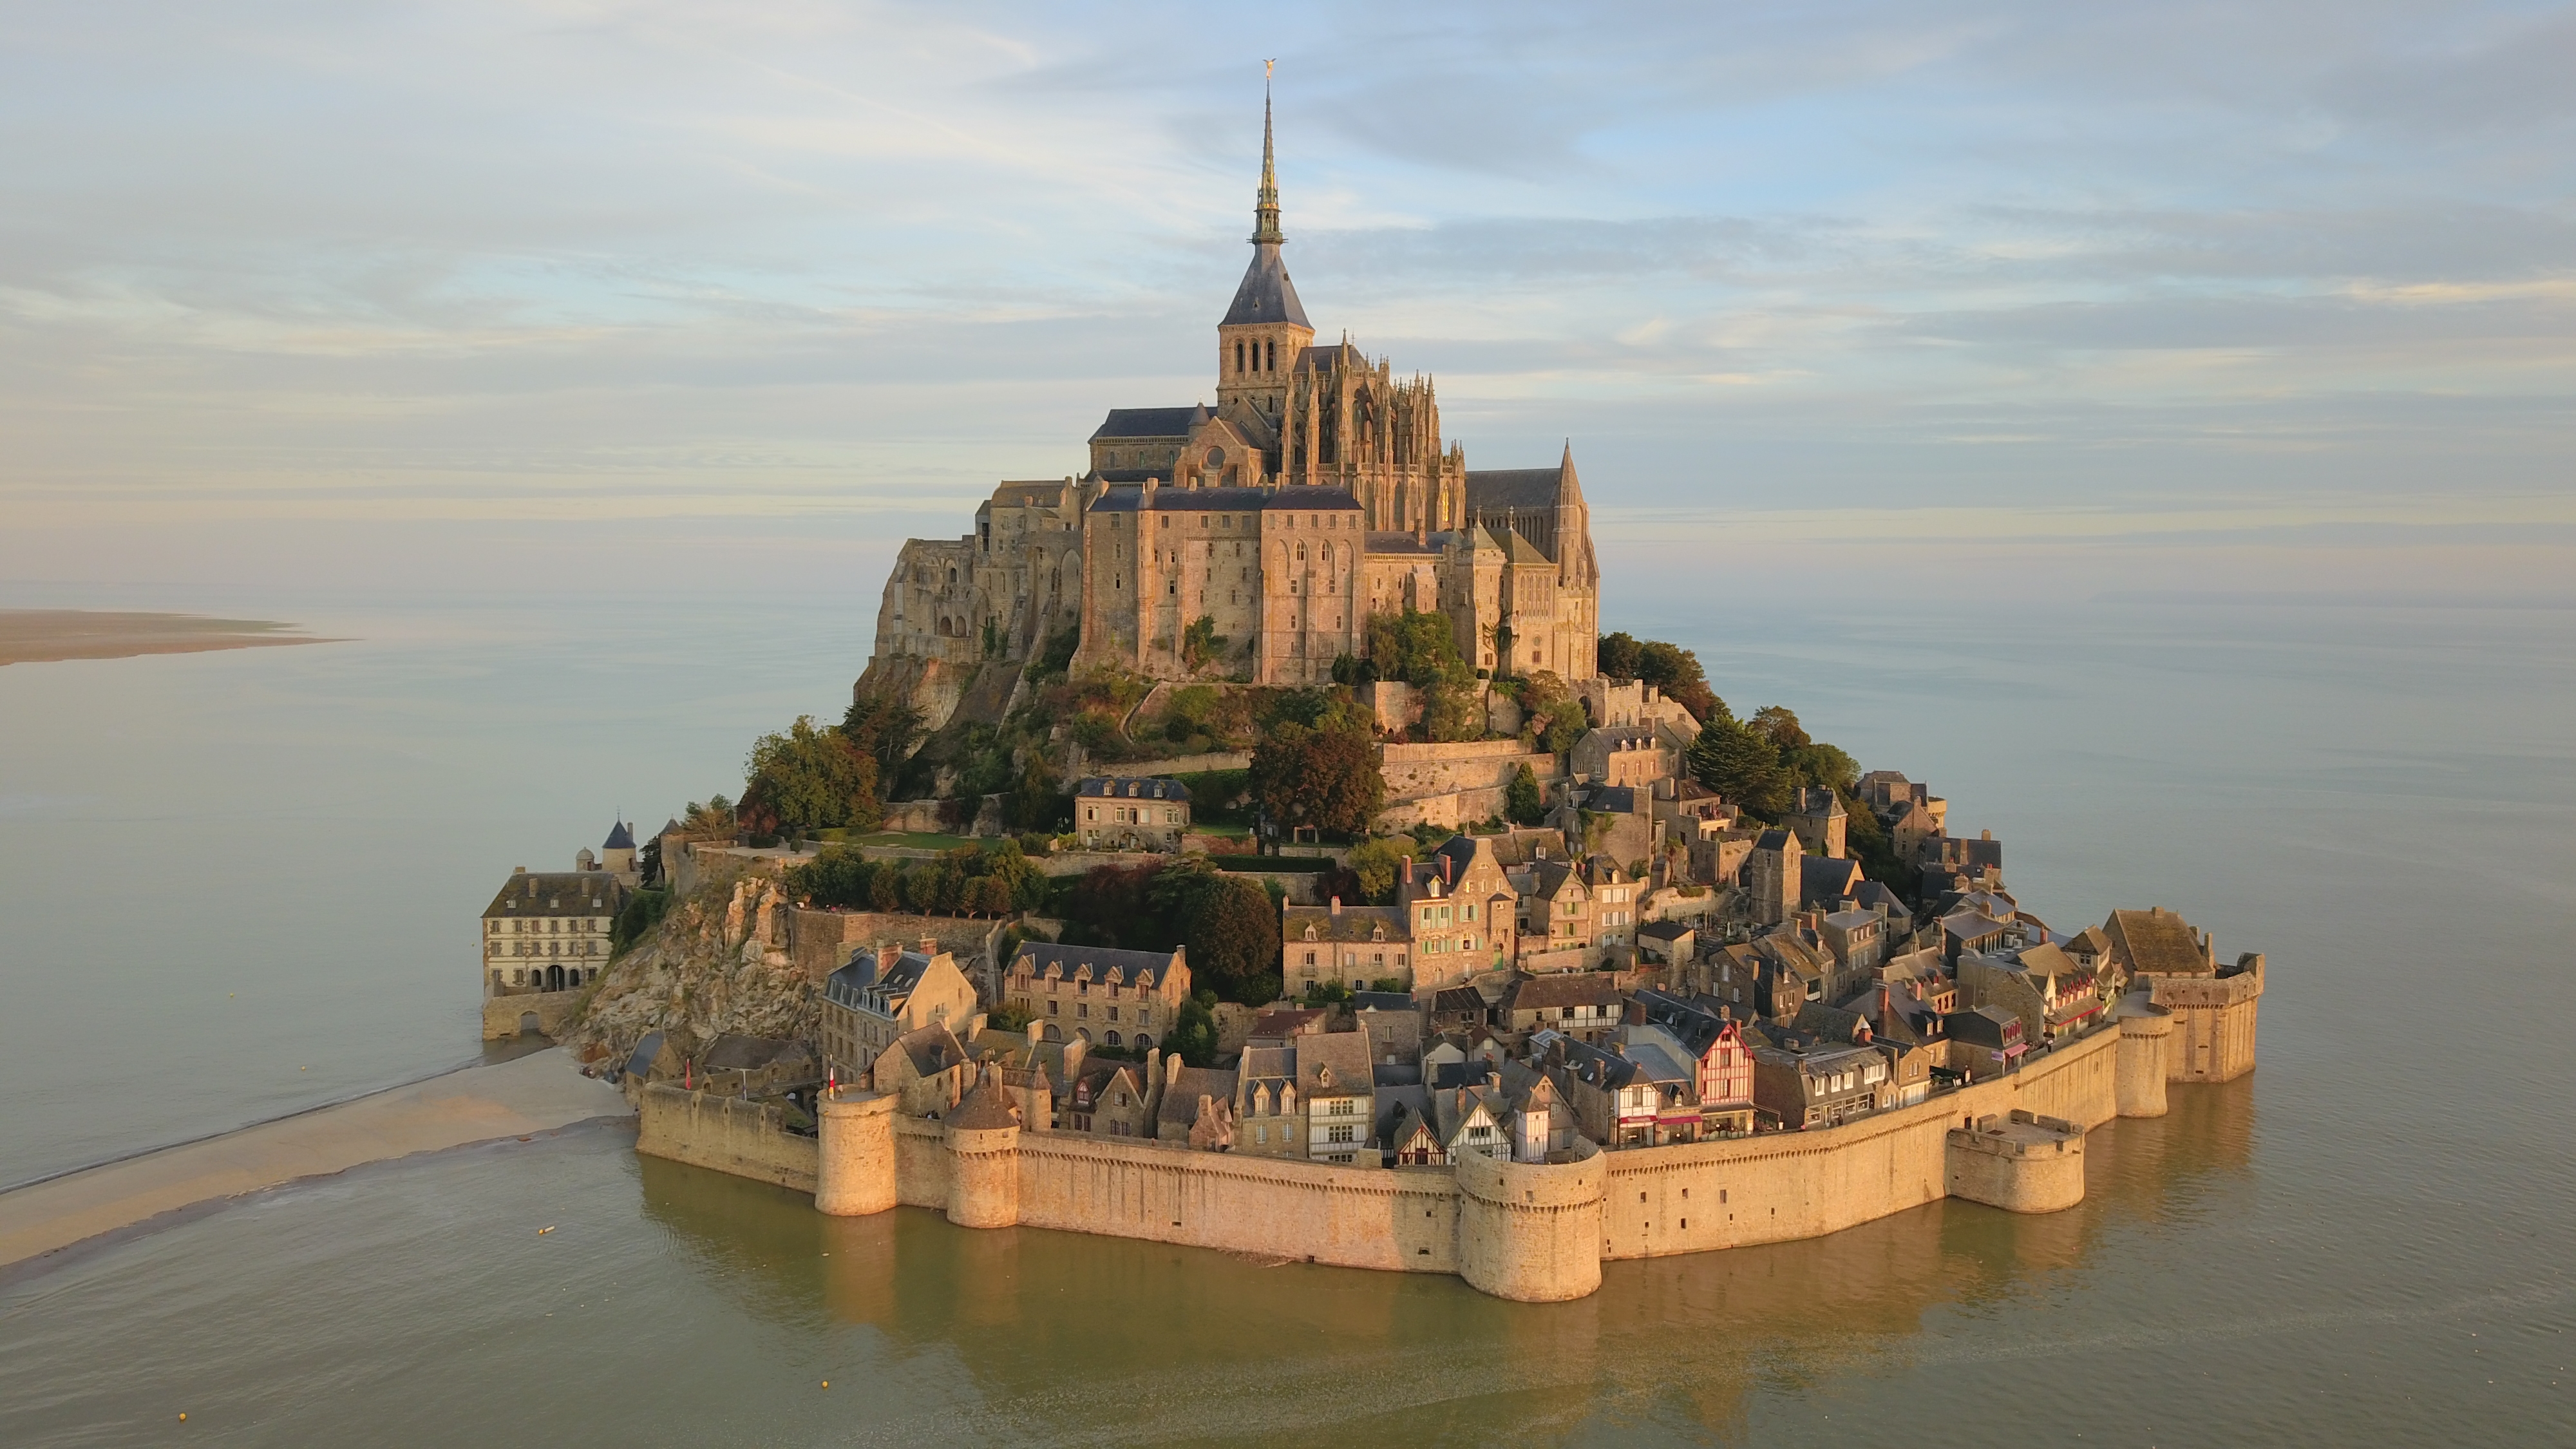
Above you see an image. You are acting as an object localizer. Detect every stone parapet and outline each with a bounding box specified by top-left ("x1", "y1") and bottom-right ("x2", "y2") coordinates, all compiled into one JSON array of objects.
[
  {"x1": 2114, "y1": 994, "x2": 2174, "y2": 1118},
  {"x1": 636, "y1": 1083, "x2": 818, "y2": 1192},
  {"x1": 480, "y1": 989, "x2": 584, "y2": 1041},
  {"x1": 1944, "y1": 1110, "x2": 2085, "y2": 1214}
]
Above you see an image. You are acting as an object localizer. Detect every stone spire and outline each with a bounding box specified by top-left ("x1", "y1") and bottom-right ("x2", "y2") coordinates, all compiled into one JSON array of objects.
[{"x1": 1253, "y1": 64, "x2": 1283, "y2": 245}]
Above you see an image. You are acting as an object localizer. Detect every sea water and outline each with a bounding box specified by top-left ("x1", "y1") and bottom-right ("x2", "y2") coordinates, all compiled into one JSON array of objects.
[{"x1": 1, "y1": 583, "x2": 2571, "y2": 1445}]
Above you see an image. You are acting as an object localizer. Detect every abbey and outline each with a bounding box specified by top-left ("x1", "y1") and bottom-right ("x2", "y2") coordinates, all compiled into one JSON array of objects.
[{"x1": 868, "y1": 97, "x2": 1599, "y2": 688}]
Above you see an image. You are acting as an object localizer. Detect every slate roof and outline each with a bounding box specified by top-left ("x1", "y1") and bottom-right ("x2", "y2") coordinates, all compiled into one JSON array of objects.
[
  {"x1": 1158, "y1": 1066, "x2": 1239, "y2": 1130},
  {"x1": 1090, "y1": 406, "x2": 1207, "y2": 440},
  {"x1": 621, "y1": 1030, "x2": 665, "y2": 1082},
  {"x1": 1086, "y1": 484, "x2": 1363, "y2": 514},
  {"x1": 2106, "y1": 908, "x2": 2211, "y2": 976},
  {"x1": 1294, "y1": 1030, "x2": 1375, "y2": 1098},
  {"x1": 1222, "y1": 243, "x2": 1311, "y2": 328},
  {"x1": 1506, "y1": 972, "x2": 1624, "y2": 1014},
  {"x1": 946, "y1": 1080, "x2": 1022, "y2": 1130},
  {"x1": 1352, "y1": 991, "x2": 1417, "y2": 1013},
  {"x1": 1009, "y1": 941, "x2": 1182, "y2": 989},
  {"x1": 482, "y1": 871, "x2": 627, "y2": 920},
  {"x1": 1282, "y1": 904, "x2": 1409, "y2": 944},
  {"x1": 1464, "y1": 468, "x2": 1566, "y2": 512},
  {"x1": 1638, "y1": 920, "x2": 1693, "y2": 943},
  {"x1": 1801, "y1": 856, "x2": 1864, "y2": 904},
  {"x1": 1075, "y1": 776, "x2": 1191, "y2": 802},
  {"x1": 891, "y1": 1023, "x2": 969, "y2": 1079},
  {"x1": 603, "y1": 820, "x2": 636, "y2": 849},
  {"x1": 1293, "y1": 342, "x2": 1360, "y2": 372}
]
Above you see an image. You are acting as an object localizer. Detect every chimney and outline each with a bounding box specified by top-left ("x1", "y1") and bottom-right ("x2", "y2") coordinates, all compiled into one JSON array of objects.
[
  {"x1": 877, "y1": 941, "x2": 901, "y2": 972},
  {"x1": 1330, "y1": 895, "x2": 1341, "y2": 916},
  {"x1": 1443, "y1": 853, "x2": 1455, "y2": 885},
  {"x1": 1402, "y1": 858, "x2": 1414, "y2": 885},
  {"x1": 920, "y1": 935, "x2": 938, "y2": 957},
  {"x1": 1167, "y1": 1050, "x2": 1184, "y2": 1086},
  {"x1": 513, "y1": 866, "x2": 527, "y2": 875}
]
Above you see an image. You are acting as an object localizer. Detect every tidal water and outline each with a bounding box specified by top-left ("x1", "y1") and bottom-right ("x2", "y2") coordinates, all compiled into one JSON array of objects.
[{"x1": 3, "y1": 580, "x2": 2572, "y2": 1445}]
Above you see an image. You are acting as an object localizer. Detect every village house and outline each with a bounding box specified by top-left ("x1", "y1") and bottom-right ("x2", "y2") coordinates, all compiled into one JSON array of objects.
[
  {"x1": 1352, "y1": 992, "x2": 1425, "y2": 1066},
  {"x1": 1783, "y1": 787, "x2": 1847, "y2": 859},
  {"x1": 1425, "y1": 1070, "x2": 1514, "y2": 1164},
  {"x1": 1381, "y1": 1091, "x2": 1445, "y2": 1166},
  {"x1": 821, "y1": 940, "x2": 981, "y2": 1083},
  {"x1": 1074, "y1": 775, "x2": 1192, "y2": 851},
  {"x1": 1001, "y1": 941, "x2": 1191, "y2": 1052},
  {"x1": 1401, "y1": 840, "x2": 1519, "y2": 985},
  {"x1": 1155, "y1": 1055, "x2": 1237, "y2": 1150},
  {"x1": 1296, "y1": 1030, "x2": 1378, "y2": 1165},
  {"x1": 1945, "y1": 1005, "x2": 2027, "y2": 1081},
  {"x1": 871, "y1": 1023, "x2": 974, "y2": 1117},
  {"x1": 1635, "y1": 919, "x2": 1695, "y2": 970},
  {"x1": 1633, "y1": 989, "x2": 1757, "y2": 1138},
  {"x1": 1748, "y1": 1029, "x2": 1887, "y2": 1130},
  {"x1": 1510, "y1": 855, "x2": 1596, "y2": 969},
  {"x1": 1499, "y1": 972, "x2": 1626, "y2": 1043},
  {"x1": 1280, "y1": 898, "x2": 1414, "y2": 992},
  {"x1": 1752, "y1": 927, "x2": 1833, "y2": 1023},
  {"x1": 480, "y1": 865, "x2": 629, "y2": 997},
  {"x1": 1065, "y1": 1054, "x2": 1160, "y2": 1139},
  {"x1": 1233, "y1": 1044, "x2": 1303, "y2": 1159}
]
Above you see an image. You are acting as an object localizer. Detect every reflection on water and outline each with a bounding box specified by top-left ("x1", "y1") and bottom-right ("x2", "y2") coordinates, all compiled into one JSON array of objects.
[{"x1": 614, "y1": 1080, "x2": 2260, "y2": 1444}]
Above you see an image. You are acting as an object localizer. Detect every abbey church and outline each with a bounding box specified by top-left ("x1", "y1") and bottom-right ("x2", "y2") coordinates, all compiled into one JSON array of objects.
[{"x1": 866, "y1": 95, "x2": 1600, "y2": 692}]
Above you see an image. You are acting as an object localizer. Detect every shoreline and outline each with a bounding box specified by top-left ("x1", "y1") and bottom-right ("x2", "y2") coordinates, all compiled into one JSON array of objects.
[
  {"x1": 0, "y1": 609, "x2": 342, "y2": 667},
  {"x1": 0, "y1": 1048, "x2": 631, "y2": 1277}
]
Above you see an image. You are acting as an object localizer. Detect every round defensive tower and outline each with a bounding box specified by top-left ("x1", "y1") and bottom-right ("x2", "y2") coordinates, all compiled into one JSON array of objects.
[
  {"x1": 815, "y1": 1088, "x2": 898, "y2": 1217},
  {"x1": 2114, "y1": 993, "x2": 2174, "y2": 1119},
  {"x1": 1453, "y1": 1146, "x2": 1605, "y2": 1302},
  {"x1": 941, "y1": 1082, "x2": 1023, "y2": 1230}
]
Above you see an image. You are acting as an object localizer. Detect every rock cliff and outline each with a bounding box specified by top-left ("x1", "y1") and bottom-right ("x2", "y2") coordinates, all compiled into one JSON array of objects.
[{"x1": 561, "y1": 876, "x2": 818, "y2": 1065}]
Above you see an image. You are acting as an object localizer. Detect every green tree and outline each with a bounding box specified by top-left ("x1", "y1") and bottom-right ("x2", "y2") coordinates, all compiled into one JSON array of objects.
[
  {"x1": 1006, "y1": 753, "x2": 1066, "y2": 833},
  {"x1": 1687, "y1": 717, "x2": 1791, "y2": 819},
  {"x1": 1162, "y1": 993, "x2": 1220, "y2": 1066},
  {"x1": 610, "y1": 887, "x2": 675, "y2": 956},
  {"x1": 1180, "y1": 616, "x2": 1227, "y2": 672},
  {"x1": 1366, "y1": 609, "x2": 1481, "y2": 741},
  {"x1": 1167, "y1": 866, "x2": 1280, "y2": 1005},
  {"x1": 1633, "y1": 639, "x2": 1722, "y2": 724},
  {"x1": 1346, "y1": 836, "x2": 1415, "y2": 903},
  {"x1": 1597, "y1": 630, "x2": 1643, "y2": 681},
  {"x1": 841, "y1": 694, "x2": 926, "y2": 779},
  {"x1": 1748, "y1": 705, "x2": 1810, "y2": 752},
  {"x1": 741, "y1": 717, "x2": 881, "y2": 835},
  {"x1": 1505, "y1": 763, "x2": 1547, "y2": 825},
  {"x1": 1249, "y1": 721, "x2": 1383, "y2": 835}
]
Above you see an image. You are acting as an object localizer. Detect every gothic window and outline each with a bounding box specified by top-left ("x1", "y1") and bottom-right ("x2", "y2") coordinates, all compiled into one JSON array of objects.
[{"x1": 1265, "y1": 339, "x2": 1275, "y2": 371}]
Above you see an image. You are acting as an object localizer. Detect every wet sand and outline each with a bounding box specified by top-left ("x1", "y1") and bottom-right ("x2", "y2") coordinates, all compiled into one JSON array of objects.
[
  {"x1": 0, "y1": 610, "x2": 337, "y2": 666},
  {"x1": 0, "y1": 1049, "x2": 630, "y2": 1273}
]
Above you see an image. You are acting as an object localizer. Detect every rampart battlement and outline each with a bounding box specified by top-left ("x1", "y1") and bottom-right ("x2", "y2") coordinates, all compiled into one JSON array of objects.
[{"x1": 635, "y1": 996, "x2": 2249, "y2": 1302}]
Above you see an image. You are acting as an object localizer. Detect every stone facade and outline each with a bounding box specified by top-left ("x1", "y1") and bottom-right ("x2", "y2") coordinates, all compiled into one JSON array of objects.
[
  {"x1": 480, "y1": 863, "x2": 627, "y2": 997},
  {"x1": 858, "y1": 97, "x2": 1599, "y2": 705}
]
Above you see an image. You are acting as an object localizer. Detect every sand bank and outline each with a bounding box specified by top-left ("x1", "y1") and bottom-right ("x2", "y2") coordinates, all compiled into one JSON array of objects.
[
  {"x1": 0, "y1": 1049, "x2": 630, "y2": 1273},
  {"x1": 0, "y1": 610, "x2": 337, "y2": 666}
]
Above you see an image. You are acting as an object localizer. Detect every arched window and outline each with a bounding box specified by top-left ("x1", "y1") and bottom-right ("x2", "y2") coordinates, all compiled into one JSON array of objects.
[
  {"x1": 1135, "y1": 1034, "x2": 1153, "y2": 1050},
  {"x1": 1105, "y1": 1031, "x2": 1121, "y2": 1046},
  {"x1": 1235, "y1": 340, "x2": 1245, "y2": 374},
  {"x1": 1265, "y1": 339, "x2": 1275, "y2": 371}
]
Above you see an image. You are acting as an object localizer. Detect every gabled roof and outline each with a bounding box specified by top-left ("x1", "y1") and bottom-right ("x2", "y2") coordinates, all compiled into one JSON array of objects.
[
  {"x1": 482, "y1": 871, "x2": 627, "y2": 920},
  {"x1": 1283, "y1": 904, "x2": 1409, "y2": 944},
  {"x1": 2105, "y1": 907, "x2": 2212, "y2": 976},
  {"x1": 1506, "y1": 972, "x2": 1624, "y2": 1013},
  {"x1": 1159, "y1": 1066, "x2": 1238, "y2": 1129},
  {"x1": 1294, "y1": 1030, "x2": 1375, "y2": 1098},
  {"x1": 1463, "y1": 468, "x2": 1565, "y2": 513},
  {"x1": 1090, "y1": 405, "x2": 1206, "y2": 441}
]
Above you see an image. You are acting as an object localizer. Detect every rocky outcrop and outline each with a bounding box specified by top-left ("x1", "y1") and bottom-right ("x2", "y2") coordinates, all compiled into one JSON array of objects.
[{"x1": 562, "y1": 876, "x2": 817, "y2": 1067}]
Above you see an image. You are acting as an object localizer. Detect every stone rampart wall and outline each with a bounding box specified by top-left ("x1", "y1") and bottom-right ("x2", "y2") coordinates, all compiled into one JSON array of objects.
[
  {"x1": 1592, "y1": 1028, "x2": 2118, "y2": 1260},
  {"x1": 675, "y1": 1020, "x2": 2161, "y2": 1300},
  {"x1": 1378, "y1": 742, "x2": 1562, "y2": 803},
  {"x1": 480, "y1": 989, "x2": 585, "y2": 1041},
  {"x1": 636, "y1": 1084, "x2": 819, "y2": 1192}
]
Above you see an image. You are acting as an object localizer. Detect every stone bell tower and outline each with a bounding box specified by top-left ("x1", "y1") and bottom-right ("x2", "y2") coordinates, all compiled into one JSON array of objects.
[{"x1": 1214, "y1": 77, "x2": 1313, "y2": 430}]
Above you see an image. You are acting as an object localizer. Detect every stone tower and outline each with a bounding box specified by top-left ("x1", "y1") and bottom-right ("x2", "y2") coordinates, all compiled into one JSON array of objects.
[{"x1": 1214, "y1": 80, "x2": 1314, "y2": 429}]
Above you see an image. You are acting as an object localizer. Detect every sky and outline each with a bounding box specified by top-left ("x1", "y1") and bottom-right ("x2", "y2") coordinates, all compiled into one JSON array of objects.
[{"x1": 2, "y1": 0, "x2": 2570, "y2": 605}]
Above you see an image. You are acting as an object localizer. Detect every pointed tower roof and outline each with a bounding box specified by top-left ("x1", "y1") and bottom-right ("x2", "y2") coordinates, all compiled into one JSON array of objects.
[
  {"x1": 1223, "y1": 74, "x2": 1311, "y2": 329},
  {"x1": 604, "y1": 820, "x2": 636, "y2": 850}
]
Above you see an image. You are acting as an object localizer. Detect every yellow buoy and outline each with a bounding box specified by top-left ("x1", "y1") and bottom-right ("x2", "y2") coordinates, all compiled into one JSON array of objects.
[
  {"x1": 178, "y1": 1413, "x2": 187, "y2": 1421},
  {"x1": 822, "y1": 1381, "x2": 830, "y2": 1388},
  {"x1": 538, "y1": 1226, "x2": 554, "y2": 1235}
]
